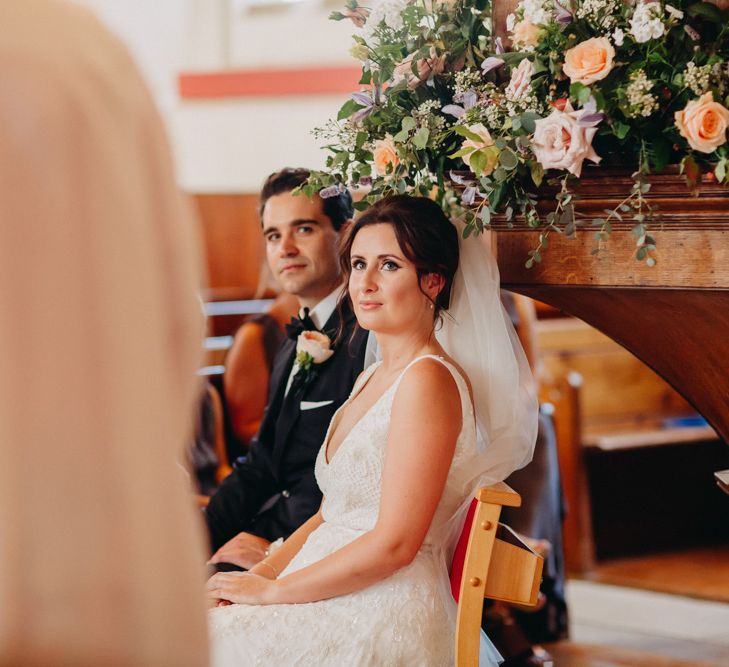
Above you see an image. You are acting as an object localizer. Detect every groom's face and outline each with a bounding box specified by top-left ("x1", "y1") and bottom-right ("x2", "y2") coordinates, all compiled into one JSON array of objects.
[{"x1": 262, "y1": 191, "x2": 342, "y2": 304}]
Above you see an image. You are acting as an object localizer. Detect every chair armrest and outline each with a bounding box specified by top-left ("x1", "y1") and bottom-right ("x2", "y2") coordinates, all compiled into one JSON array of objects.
[{"x1": 477, "y1": 482, "x2": 521, "y2": 508}]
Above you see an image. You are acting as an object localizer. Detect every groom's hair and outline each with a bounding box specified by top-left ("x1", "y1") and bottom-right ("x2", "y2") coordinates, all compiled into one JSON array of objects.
[
  {"x1": 258, "y1": 168, "x2": 353, "y2": 231},
  {"x1": 338, "y1": 195, "x2": 459, "y2": 321}
]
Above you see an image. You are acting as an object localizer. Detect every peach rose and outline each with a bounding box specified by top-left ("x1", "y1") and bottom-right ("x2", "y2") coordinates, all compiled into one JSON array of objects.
[
  {"x1": 674, "y1": 92, "x2": 729, "y2": 154},
  {"x1": 532, "y1": 105, "x2": 602, "y2": 176},
  {"x1": 393, "y1": 46, "x2": 445, "y2": 90},
  {"x1": 461, "y1": 124, "x2": 499, "y2": 176},
  {"x1": 296, "y1": 331, "x2": 334, "y2": 364},
  {"x1": 562, "y1": 37, "x2": 615, "y2": 86},
  {"x1": 373, "y1": 135, "x2": 400, "y2": 176},
  {"x1": 510, "y1": 20, "x2": 541, "y2": 49}
]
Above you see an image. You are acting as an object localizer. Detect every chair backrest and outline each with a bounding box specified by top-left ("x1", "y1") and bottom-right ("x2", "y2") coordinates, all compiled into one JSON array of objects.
[{"x1": 451, "y1": 483, "x2": 544, "y2": 666}]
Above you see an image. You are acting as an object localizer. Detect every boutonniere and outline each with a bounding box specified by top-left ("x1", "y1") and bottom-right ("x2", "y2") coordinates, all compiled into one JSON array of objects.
[{"x1": 291, "y1": 330, "x2": 335, "y2": 393}]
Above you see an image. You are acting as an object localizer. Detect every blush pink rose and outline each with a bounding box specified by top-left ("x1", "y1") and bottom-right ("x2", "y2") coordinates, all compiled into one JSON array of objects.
[
  {"x1": 461, "y1": 124, "x2": 499, "y2": 176},
  {"x1": 532, "y1": 105, "x2": 602, "y2": 176},
  {"x1": 506, "y1": 58, "x2": 535, "y2": 100},
  {"x1": 296, "y1": 331, "x2": 334, "y2": 364},
  {"x1": 373, "y1": 135, "x2": 400, "y2": 176},
  {"x1": 674, "y1": 92, "x2": 729, "y2": 154},
  {"x1": 563, "y1": 37, "x2": 615, "y2": 85},
  {"x1": 393, "y1": 46, "x2": 446, "y2": 90}
]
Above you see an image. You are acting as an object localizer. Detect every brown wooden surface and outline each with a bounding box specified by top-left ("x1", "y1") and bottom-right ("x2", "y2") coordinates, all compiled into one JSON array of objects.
[
  {"x1": 493, "y1": 170, "x2": 729, "y2": 443},
  {"x1": 587, "y1": 545, "x2": 729, "y2": 603},
  {"x1": 544, "y1": 641, "x2": 724, "y2": 667},
  {"x1": 495, "y1": 169, "x2": 729, "y2": 289},
  {"x1": 513, "y1": 286, "x2": 729, "y2": 444},
  {"x1": 191, "y1": 193, "x2": 265, "y2": 299},
  {"x1": 537, "y1": 318, "x2": 694, "y2": 435}
]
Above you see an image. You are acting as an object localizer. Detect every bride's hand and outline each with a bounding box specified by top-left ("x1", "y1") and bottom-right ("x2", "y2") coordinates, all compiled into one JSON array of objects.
[{"x1": 206, "y1": 571, "x2": 279, "y2": 606}]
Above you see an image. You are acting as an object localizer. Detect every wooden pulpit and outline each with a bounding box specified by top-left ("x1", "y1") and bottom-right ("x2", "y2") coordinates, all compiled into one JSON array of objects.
[{"x1": 492, "y1": 169, "x2": 729, "y2": 445}]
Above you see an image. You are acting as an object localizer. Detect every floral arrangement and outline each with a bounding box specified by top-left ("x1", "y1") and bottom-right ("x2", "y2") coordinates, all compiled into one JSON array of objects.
[{"x1": 306, "y1": 0, "x2": 729, "y2": 264}]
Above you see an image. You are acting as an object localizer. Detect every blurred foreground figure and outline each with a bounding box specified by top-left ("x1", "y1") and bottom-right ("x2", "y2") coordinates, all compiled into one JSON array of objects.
[{"x1": 0, "y1": 1, "x2": 209, "y2": 664}]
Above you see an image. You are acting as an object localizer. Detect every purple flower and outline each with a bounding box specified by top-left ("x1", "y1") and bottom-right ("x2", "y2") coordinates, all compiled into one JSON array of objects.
[
  {"x1": 577, "y1": 95, "x2": 605, "y2": 127},
  {"x1": 449, "y1": 170, "x2": 475, "y2": 186},
  {"x1": 319, "y1": 184, "x2": 347, "y2": 199},
  {"x1": 553, "y1": 0, "x2": 573, "y2": 25},
  {"x1": 495, "y1": 37, "x2": 505, "y2": 55},
  {"x1": 442, "y1": 105, "x2": 465, "y2": 118},
  {"x1": 442, "y1": 90, "x2": 478, "y2": 118},
  {"x1": 349, "y1": 84, "x2": 382, "y2": 123},
  {"x1": 461, "y1": 186, "x2": 478, "y2": 206},
  {"x1": 481, "y1": 57, "x2": 505, "y2": 75}
]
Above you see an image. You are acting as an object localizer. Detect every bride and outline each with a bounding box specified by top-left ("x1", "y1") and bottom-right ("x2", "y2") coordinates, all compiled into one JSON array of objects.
[{"x1": 207, "y1": 195, "x2": 537, "y2": 665}]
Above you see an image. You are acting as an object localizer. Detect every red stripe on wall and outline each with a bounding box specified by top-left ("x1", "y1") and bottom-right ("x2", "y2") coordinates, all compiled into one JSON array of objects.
[{"x1": 179, "y1": 66, "x2": 362, "y2": 99}]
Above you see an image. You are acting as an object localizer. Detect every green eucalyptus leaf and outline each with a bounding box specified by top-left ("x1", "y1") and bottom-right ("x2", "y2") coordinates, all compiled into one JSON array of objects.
[
  {"x1": 530, "y1": 161, "x2": 544, "y2": 187},
  {"x1": 453, "y1": 124, "x2": 486, "y2": 143},
  {"x1": 413, "y1": 127, "x2": 430, "y2": 150},
  {"x1": 337, "y1": 98, "x2": 361, "y2": 121},
  {"x1": 500, "y1": 150, "x2": 519, "y2": 171},
  {"x1": 520, "y1": 112, "x2": 541, "y2": 134}
]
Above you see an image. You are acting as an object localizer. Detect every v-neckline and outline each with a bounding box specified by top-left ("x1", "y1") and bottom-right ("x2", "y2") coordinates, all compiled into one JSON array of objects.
[
  {"x1": 322, "y1": 354, "x2": 447, "y2": 466},
  {"x1": 323, "y1": 361, "x2": 397, "y2": 466}
]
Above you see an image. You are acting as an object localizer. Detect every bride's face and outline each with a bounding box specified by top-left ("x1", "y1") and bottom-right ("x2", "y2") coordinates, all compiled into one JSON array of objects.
[{"x1": 348, "y1": 223, "x2": 439, "y2": 334}]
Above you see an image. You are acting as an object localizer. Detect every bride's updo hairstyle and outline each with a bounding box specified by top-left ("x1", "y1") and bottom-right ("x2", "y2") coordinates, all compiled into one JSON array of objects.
[{"x1": 339, "y1": 195, "x2": 459, "y2": 321}]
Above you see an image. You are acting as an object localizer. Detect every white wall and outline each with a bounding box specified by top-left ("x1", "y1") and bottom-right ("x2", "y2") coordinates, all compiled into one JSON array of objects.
[{"x1": 77, "y1": 0, "x2": 357, "y2": 191}]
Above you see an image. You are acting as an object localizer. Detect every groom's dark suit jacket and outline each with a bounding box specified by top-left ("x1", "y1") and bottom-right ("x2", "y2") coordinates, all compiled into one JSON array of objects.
[{"x1": 205, "y1": 301, "x2": 368, "y2": 551}]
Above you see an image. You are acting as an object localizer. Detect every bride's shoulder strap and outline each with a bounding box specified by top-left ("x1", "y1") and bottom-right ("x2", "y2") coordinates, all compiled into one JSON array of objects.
[
  {"x1": 397, "y1": 355, "x2": 471, "y2": 407},
  {"x1": 350, "y1": 360, "x2": 381, "y2": 397}
]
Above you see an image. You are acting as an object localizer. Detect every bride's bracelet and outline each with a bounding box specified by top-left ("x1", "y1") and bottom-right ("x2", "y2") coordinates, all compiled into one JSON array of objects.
[{"x1": 256, "y1": 560, "x2": 278, "y2": 579}]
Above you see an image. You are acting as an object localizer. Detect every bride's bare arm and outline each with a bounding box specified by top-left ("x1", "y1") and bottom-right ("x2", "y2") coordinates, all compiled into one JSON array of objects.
[
  {"x1": 249, "y1": 509, "x2": 324, "y2": 579},
  {"x1": 208, "y1": 359, "x2": 462, "y2": 606}
]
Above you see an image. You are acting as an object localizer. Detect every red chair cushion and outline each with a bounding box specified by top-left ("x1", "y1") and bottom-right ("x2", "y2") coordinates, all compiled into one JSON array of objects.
[{"x1": 449, "y1": 497, "x2": 478, "y2": 602}]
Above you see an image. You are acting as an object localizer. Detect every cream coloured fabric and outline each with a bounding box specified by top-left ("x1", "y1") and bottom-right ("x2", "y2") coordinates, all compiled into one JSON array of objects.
[{"x1": 0, "y1": 1, "x2": 208, "y2": 664}]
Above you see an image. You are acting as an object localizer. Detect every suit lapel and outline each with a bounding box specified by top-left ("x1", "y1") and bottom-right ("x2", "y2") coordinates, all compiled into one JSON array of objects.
[{"x1": 272, "y1": 303, "x2": 352, "y2": 468}]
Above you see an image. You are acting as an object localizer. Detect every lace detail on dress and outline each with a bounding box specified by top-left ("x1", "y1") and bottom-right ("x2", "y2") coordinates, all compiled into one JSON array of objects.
[{"x1": 209, "y1": 355, "x2": 495, "y2": 667}]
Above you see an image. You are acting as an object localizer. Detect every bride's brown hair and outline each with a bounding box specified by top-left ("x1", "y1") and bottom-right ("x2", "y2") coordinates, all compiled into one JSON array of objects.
[{"x1": 336, "y1": 195, "x2": 459, "y2": 343}]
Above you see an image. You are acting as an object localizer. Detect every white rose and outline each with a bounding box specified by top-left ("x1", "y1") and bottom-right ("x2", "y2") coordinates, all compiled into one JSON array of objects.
[{"x1": 296, "y1": 331, "x2": 334, "y2": 364}]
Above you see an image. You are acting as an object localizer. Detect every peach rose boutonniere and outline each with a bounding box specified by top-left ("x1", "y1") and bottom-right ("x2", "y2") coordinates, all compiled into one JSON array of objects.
[
  {"x1": 532, "y1": 104, "x2": 602, "y2": 177},
  {"x1": 563, "y1": 37, "x2": 615, "y2": 86},
  {"x1": 674, "y1": 92, "x2": 729, "y2": 154},
  {"x1": 373, "y1": 135, "x2": 400, "y2": 177},
  {"x1": 292, "y1": 330, "x2": 335, "y2": 392}
]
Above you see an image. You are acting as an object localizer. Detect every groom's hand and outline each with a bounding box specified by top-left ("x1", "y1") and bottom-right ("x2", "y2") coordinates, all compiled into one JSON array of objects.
[{"x1": 208, "y1": 532, "x2": 270, "y2": 570}]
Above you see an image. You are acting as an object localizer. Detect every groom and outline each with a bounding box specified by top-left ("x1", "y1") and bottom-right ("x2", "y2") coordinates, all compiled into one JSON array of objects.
[{"x1": 206, "y1": 168, "x2": 370, "y2": 570}]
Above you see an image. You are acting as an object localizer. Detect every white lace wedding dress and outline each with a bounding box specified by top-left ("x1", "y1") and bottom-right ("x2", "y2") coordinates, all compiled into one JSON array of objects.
[{"x1": 209, "y1": 355, "x2": 501, "y2": 666}]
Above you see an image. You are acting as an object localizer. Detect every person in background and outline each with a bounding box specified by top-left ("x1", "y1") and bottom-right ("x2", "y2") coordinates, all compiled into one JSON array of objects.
[
  {"x1": 205, "y1": 168, "x2": 371, "y2": 570},
  {"x1": 0, "y1": 1, "x2": 208, "y2": 663},
  {"x1": 223, "y1": 292, "x2": 299, "y2": 456}
]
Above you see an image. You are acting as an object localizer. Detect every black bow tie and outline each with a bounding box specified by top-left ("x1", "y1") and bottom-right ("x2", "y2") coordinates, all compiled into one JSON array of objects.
[{"x1": 285, "y1": 308, "x2": 318, "y2": 340}]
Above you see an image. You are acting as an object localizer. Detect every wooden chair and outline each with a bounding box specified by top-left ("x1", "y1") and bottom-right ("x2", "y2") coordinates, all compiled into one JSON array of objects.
[{"x1": 451, "y1": 483, "x2": 544, "y2": 666}]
